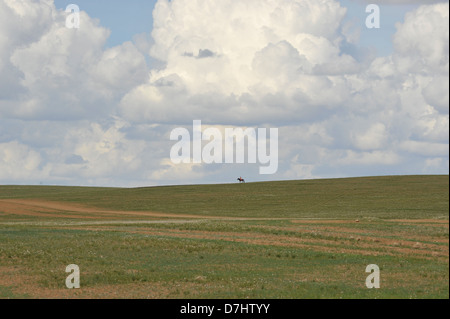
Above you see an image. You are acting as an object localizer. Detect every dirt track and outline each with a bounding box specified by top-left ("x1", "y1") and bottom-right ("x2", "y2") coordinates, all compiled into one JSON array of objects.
[
  {"x1": 0, "y1": 199, "x2": 357, "y2": 223},
  {"x1": 0, "y1": 199, "x2": 218, "y2": 220}
]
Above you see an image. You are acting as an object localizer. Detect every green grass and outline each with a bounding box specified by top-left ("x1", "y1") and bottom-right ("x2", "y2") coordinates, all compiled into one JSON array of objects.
[
  {"x1": 1, "y1": 224, "x2": 447, "y2": 299},
  {"x1": 0, "y1": 175, "x2": 448, "y2": 299},
  {"x1": 1, "y1": 175, "x2": 449, "y2": 219}
]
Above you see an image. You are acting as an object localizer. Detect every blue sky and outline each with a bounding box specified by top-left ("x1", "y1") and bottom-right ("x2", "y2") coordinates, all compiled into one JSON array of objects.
[
  {"x1": 54, "y1": 0, "x2": 158, "y2": 47},
  {"x1": 341, "y1": 0, "x2": 420, "y2": 56}
]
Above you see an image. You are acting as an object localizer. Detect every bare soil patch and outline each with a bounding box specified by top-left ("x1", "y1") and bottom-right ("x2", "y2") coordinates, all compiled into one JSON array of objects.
[{"x1": 0, "y1": 199, "x2": 215, "y2": 220}]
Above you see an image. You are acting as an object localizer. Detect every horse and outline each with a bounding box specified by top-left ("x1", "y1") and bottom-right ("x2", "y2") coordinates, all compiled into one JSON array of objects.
[{"x1": 237, "y1": 177, "x2": 245, "y2": 183}]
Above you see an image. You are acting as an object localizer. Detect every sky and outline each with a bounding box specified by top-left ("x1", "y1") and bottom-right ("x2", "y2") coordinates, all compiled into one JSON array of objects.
[{"x1": 0, "y1": 0, "x2": 448, "y2": 187}]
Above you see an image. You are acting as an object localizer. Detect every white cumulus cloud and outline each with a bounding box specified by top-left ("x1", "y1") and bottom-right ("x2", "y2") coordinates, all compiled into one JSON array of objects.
[{"x1": 0, "y1": 0, "x2": 448, "y2": 186}]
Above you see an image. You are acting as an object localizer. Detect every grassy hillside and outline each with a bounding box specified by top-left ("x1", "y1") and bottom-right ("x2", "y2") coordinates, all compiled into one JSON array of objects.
[{"x1": 0, "y1": 175, "x2": 448, "y2": 219}]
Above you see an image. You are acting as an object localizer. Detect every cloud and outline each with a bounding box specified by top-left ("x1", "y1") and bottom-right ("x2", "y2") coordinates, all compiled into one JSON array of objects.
[
  {"x1": 0, "y1": 1, "x2": 147, "y2": 121},
  {"x1": 0, "y1": 0, "x2": 448, "y2": 186},
  {"x1": 0, "y1": 0, "x2": 53, "y2": 100},
  {"x1": 64, "y1": 154, "x2": 88, "y2": 165},
  {"x1": 0, "y1": 141, "x2": 44, "y2": 181},
  {"x1": 120, "y1": 0, "x2": 448, "y2": 141},
  {"x1": 399, "y1": 140, "x2": 449, "y2": 157},
  {"x1": 352, "y1": 123, "x2": 389, "y2": 151},
  {"x1": 392, "y1": 3, "x2": 449, "y2": 75},
  {"x1": 422, "y1": 76, "x2": 449, "y2": 114},
  {"x1": 119, "y1": 0, "x2": 355, "y2": 124}
]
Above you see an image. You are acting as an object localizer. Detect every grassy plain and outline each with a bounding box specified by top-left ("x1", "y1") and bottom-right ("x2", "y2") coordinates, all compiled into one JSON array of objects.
[{"x1": 0, "y1": 175, "x2": 448, "y2": 298}]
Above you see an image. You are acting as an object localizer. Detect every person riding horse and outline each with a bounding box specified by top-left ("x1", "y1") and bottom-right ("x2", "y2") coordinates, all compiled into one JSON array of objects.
[{"x1": 237, "y1": 177, "x2": 245, "y2": 183}]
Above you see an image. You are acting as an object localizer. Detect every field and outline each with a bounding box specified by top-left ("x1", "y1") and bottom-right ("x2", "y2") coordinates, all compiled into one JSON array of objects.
[{"x1": 0, "y1": 175, "x2": 448, "y2": 299}]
